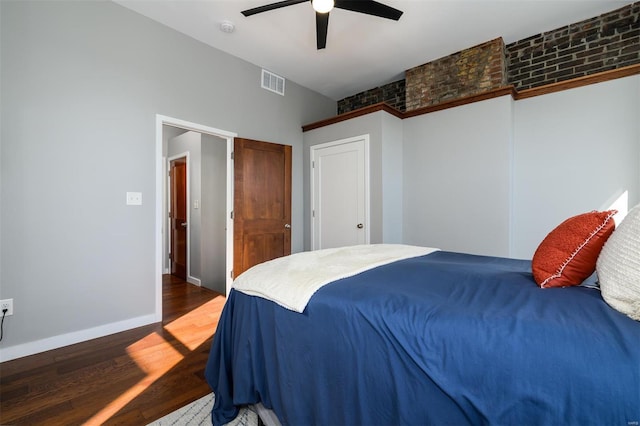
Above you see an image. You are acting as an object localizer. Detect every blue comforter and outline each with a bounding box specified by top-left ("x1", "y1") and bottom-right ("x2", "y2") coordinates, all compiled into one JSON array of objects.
[{"x1": 205, "y1": 251, "x2": 640, "y2": 425}]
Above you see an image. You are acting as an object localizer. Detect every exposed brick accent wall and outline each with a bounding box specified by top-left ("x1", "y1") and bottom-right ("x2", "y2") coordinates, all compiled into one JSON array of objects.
[
  {"x1": 507, "y1": 3, "x2": 639, "y2": 90},
  {"x1": 336, "y1": 3, "x2": 639, "y2": 114},
  {"x1": 337, "y1": 79, "x2": 406, "y2": 115},
  {"x1": 404, "y1": 38, "x2": 507, "y2": 111}
]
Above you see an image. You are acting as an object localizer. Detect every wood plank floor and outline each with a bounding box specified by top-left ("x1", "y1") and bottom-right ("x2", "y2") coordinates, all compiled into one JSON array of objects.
[{"x1": 0, "y1": 275, "x2": 225, "y2": 425}]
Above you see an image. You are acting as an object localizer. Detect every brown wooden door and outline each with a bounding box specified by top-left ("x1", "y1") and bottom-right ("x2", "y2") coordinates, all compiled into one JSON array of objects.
[
  {"x1": 233, "y1": 138, "x2": 292, "y2": 278},
  {"x1": 170, "y1": 158, "x2": 188, "y2": 280}
]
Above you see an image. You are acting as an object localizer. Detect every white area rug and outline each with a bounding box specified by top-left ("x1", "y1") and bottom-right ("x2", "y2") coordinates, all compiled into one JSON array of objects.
[{"x1": 147, "y1": 393, "x2": 258, "y2": 426}]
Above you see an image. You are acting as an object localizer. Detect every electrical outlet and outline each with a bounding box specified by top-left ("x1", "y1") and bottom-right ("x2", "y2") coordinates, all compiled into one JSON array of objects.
[
  {"x1": 126, "y1": 192, "x2": 142, "y2": 206},
  {"x1": 0, "y1": 299, "x2": 13, "y2": 316}
]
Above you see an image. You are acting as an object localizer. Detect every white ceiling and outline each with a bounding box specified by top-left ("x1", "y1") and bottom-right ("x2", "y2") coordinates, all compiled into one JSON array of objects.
[{"x1": 115, "y1": 0, "x2": 634, "y2": 100}]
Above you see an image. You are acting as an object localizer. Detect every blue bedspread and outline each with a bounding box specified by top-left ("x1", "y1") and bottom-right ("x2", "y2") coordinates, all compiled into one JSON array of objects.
[{"x1": 205, "y1": 251, "x2": 640, "y2": 425}]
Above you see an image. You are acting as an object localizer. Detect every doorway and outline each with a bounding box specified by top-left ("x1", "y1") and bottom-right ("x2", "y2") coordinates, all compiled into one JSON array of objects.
[
  {"x1": 166, "y1": 131, "x2": 228, "y2": 291},
  {"x1": 311, "y1": 135, "x2": 370, "y2": 250},
  {"x1": 168, "y1": 155, "x2": 188, "y2": 280},
  {"x1": 155, "y1": 115, "x2": 236, "y2": 322}
]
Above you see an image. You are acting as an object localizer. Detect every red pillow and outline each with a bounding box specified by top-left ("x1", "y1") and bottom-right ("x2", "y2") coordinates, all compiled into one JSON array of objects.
[{"x1": 532, "y1": 210, "x2": 617, "y2": 288}]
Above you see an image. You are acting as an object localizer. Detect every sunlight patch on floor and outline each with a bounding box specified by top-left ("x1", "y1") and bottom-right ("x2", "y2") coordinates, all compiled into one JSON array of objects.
[
  {"x1": 83, "y1": 332, "x2": 183, "y2": 425},
  {"x1": 164, "y1": 298, "x2": 222, "y2": 351},
  {"x1": 82, "y1": 295, "x2": 223, "y2": 425}
]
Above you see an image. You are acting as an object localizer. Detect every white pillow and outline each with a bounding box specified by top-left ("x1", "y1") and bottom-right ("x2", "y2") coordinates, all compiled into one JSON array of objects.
[{"x1": 596, "y1": 204, "x2": 640, "y2": 321}]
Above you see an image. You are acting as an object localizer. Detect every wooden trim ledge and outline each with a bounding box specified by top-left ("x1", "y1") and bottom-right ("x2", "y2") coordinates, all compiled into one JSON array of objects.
[
  {"x1": 515, "y1": 63, "x2": 640, "y2": 99},
  {"x1": 302, "y1": 102, "x2": 403, "y2": 132},
  {"x1": 403, "y1": 86, "x2": 518, "y2": 119},
  {"x1": 303, "y1": 64, "x2": 640, "y2": 132}
]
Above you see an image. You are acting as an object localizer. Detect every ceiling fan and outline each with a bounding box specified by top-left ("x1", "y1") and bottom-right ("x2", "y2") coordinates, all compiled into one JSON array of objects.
[{"x1": 241, "y1": 0, "x2": 403, "y2": 50}]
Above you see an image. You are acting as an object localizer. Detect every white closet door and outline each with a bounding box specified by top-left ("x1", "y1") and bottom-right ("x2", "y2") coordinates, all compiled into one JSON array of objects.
[{"x1": 311, "y1": 135, "x2": 369, "y2": 250}]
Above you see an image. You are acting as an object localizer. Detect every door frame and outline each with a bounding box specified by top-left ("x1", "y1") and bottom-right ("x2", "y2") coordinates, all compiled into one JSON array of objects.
[
  {"x1": 155, "y1": 114, "x2": 237, "y2": 322},
  {"x1": 310, "y1": 134, "x2": 371, "y2": 250}
]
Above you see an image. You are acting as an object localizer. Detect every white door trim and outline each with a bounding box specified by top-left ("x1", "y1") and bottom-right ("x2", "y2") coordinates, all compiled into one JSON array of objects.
[
  {"x1": 310, "y1": 134, "x2": 370, "y2": 250},
  {"x1": 155, "y1": 114, "x2": 236, "y2": 322}
]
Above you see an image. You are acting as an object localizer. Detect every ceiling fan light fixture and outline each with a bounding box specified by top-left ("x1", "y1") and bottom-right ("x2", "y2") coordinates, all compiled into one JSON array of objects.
[
  {"x1": 241, "y1": 0, "x2": 402, "y2": 49},
  {"x1": 312, "y1": 0, "x2": 334, "y2": 14}
]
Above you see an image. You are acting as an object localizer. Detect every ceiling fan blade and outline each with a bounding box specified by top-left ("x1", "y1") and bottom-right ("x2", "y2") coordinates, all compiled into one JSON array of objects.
[
  {"x1": 334, "y1": 0, "x2": 403, "y2": 20},
  {"x1": 241, "y1": 0, "x2": 309, "y2": 17},
  {"x1": 316, "y1": 12, "x2": 329, "y2": 49}
]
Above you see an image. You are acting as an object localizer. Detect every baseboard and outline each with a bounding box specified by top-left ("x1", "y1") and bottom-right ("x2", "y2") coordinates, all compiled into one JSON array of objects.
[
  {"x1": 0, "y1": 313, "x2": 157, "y2": 363},
  {"x1": 187, "y1": 275, "x2": 202, "y2": 286}
]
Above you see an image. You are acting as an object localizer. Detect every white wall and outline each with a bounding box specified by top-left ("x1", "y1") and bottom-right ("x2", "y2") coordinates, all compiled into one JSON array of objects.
[
  {"x1": 403, "y1": 96, "x2": 514, "y2": 257},
  {"x1": 511, "y1": 75, "x2": 640, "y2": 258},
  {"x1": 381, "y1": 113, "x2": 404, "y2": 243},
  {"x1": 200, "y1": 135, "x2": 227, "y2": 294},
  {"x1": 0, "y1": 1, "x2": 335, "y2": 360},
  {"x1": 302, "y1": 76, "x2": 639, "y2": 261}
]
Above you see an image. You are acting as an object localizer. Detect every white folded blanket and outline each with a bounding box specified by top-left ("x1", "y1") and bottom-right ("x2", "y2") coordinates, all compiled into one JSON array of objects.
[{"x1": 233, "y1": 244, "x2": 439, "y2": 313}]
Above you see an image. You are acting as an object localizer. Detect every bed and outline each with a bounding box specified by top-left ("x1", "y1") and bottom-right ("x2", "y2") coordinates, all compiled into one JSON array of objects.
[{"x1": 205, "y1": 240, "x2": 640, "y2": 425}]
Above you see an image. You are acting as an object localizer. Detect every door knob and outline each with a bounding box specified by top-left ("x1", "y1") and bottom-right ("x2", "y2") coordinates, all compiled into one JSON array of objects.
[
  {"x1": 181, "y1": 222, "x2": 188, "y2": 228},
  {"x1": 357, "y1": 223, "x2": 364, "y2": 229},
  {"x1": 284, "y1": 223, "x2": 291, "y2": 229}
]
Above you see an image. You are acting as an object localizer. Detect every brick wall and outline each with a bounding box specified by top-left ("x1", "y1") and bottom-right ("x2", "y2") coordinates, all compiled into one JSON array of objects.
[
  {"x1": 405, "y1": 38, "x2": 506, "y2": 111},
  {"x1": 336, "y1": 2, "x2": 639, "y2": 114},
  {"x1": 337, "y1": 79, "x2": 406, "y2": 115},
  {"x1": 507, "y1": 3, "x2": 640, "y2": 90}
]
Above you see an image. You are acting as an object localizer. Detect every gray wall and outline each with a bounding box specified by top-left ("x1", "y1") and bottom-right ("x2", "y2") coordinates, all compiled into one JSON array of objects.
[{"x1": 0, "y1": 0, "x2": 334, "y2": 359}]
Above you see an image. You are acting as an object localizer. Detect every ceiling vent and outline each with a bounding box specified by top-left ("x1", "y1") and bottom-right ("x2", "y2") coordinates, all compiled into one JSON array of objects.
[{"x1": 261, "y1": 69, "x2": 285, "y2": 96}]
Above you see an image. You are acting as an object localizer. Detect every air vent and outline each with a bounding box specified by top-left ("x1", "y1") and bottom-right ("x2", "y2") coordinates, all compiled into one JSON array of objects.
[{"x1": 261, "y1": 69, "x2": 285, "y2": 96}]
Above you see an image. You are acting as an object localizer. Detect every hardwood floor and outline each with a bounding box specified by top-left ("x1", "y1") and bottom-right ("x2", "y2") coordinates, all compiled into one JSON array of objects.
[{"x1": 0, "y1": 275, "x2": 225, "y2": 425}]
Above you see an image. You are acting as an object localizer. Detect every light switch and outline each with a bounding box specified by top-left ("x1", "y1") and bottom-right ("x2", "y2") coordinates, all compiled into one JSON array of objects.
[
  {"x1": 126, "y1": 192, "x2": 142, "y2": 205},
  {"x1": 194, "y1": 199, "x2": 199, "y2": 209}
]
